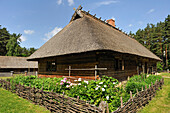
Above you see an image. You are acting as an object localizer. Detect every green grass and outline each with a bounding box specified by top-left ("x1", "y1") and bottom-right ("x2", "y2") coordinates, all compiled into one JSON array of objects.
[
  {"x1": 160, "y1": 72, "x2": 170, "y2": 77},
  {"x1": 0, "y1": 88, "x2": 50, "y2": 113},
  {"x1": 0, "y1": 77, "x2": 12, "y2": 79},
  {"x1": 138, "y1": 77, "x2": 170, "y2": 113}
]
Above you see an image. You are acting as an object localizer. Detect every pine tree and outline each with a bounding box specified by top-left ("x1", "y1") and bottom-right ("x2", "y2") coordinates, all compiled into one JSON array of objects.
[
  {"x1": 164, "y1": 15, "x2": 170, "y2": 69},
  {"x1": 133, "y1": 15, "x2": 170, "y2": 70},
  {"x1": 0, "y1": 25, "x2": 10, "y2": 55},
  {"x1": 6, "y1": 33, "x2": 21, "y2": 56}
]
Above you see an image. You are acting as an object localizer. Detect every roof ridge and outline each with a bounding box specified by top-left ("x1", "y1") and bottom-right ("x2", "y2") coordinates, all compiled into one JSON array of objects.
[
  {"x1": 70, "y1": 5, "x2": 135, "y2": 39},
  {"x1": 80, "y1": 10, "x2": 135, "y2": 39}
]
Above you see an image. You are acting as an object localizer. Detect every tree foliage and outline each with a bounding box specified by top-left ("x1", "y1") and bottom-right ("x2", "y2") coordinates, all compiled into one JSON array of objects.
[
  {"x1": 130, "y1": 15, "x2": 170, "y2": 70},
  {"x1": 0, "y1": 25, "x2": 37, "y2": 57}
]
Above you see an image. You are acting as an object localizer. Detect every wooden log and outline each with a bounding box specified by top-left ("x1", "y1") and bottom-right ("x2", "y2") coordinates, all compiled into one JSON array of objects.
[
  {"x1": 130, "y1": 91, "x2": 133, "y2": 100},
  {"x1": 120, "y1": 97, "x2": 123, "y2": 108}
]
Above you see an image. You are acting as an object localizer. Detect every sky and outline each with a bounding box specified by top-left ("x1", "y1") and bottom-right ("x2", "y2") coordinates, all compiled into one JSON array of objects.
[{"x1": 0, "y1": 0, "x2": 169, "y2": 49}]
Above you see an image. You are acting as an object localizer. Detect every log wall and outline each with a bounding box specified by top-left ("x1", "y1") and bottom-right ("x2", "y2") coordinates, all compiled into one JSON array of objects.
[{"x1": 38, "y1": 51, "x2": 158, "y2": 81}]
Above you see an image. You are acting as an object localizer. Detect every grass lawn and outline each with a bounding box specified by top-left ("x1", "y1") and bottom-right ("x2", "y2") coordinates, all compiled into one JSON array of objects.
[
  {"x1": 138, "y1": 73, "x2": 170, "y2": 113},
  {"x1": 0, "y1": 77, "x2": 12, "y2": 79},
  {"x1": 160, "y1": 72, "x2": 170, "y2": 77},
  {"x1": 0, "y1": 88, "x2": 50, "y2": 113}
]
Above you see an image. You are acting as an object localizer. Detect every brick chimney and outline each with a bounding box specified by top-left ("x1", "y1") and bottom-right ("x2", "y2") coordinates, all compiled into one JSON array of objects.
[{"x1": 106, "y1": 19, "x2": 115, "y2": 27}]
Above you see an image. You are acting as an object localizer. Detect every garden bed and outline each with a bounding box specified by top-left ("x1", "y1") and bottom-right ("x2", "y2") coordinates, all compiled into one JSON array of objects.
[{"x1": 0, "y1": 74, "x2": 163, "y2": 112}]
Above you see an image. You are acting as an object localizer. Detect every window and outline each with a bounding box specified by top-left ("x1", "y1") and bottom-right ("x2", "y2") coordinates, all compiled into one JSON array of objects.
[
  {"x1": 115, "y1": 59, "x2": 124, "y2": 71},
  {"x1": 46, "y1": 61, "x2": 56, "y2": 72},
  {"x1": 119, "y1": 60, "x2": 122, "y2": 70},
  {"x1": 115, "y1": 59, "x2": 119, "y2": 70}
]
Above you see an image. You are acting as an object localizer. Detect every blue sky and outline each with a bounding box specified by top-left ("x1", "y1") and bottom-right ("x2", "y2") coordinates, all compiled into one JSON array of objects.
[{"x1": 0, "y1": 0, "x2": 169, "y2": 49}]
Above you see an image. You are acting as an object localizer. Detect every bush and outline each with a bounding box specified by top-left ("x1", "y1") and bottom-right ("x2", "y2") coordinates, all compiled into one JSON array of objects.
[
  {"x1": 125, "y1": 81, "x2": 146, "y2": 94},
  {"x1": 125, "y1": 74, "x2": 162, "y2": 94},
  {"x1": 157, "y1": 62, "x2": 163, "y2": 72}
]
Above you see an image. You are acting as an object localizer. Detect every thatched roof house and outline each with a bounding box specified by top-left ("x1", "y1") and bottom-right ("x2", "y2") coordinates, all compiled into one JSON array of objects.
[
  {"x1": 28, "y1": 6, "x2": 160, "y2": 81},
  {"x1": 0, "y1": 56, "x2": 38, "y2": 72}
]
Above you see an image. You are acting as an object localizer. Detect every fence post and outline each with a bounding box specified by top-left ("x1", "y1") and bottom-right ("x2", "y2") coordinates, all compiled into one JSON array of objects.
[
  {"x1": 25, "y1": 71, "x2": 27, "y2": 76},
  {"x1": 95, "y1": 65, "x2": 97, "y2": 81},
  {"x1": 130, "y1": 91, "x2": 133, "y2": 100},
  {"x1": 77, "y1": 96, "x2": 79, "y2": 102},
  {"x1": 136, "y1": 89, "x2": 139, "y2": 95},
  {"x1": 69, "y1": 66, "x2": 71, "y2": 78},
  {"x1": 120, "y1": 97, "x2": 123, "y2": 108},
  {"x1": 99, "y1": 101, "x2": 107, "y2": 113},
  {"x1": 35, "y1": 71, "x2": 38, "y2": 76},
  {"x1": 106, "y1": 103, "x2": 109, "y2": 113},
  {"x1": 145, "y1": 85, "x2": 147, "y2": 90},
  {"x1": 11, "y1": 71, "x2": 14, "y2": 76},
  {"x1": 142, "y1": 86, "x2": 143, "y2": 91}
]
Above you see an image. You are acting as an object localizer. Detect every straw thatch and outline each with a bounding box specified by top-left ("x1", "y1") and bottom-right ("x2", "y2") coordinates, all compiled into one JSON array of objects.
[
  {"x1": 28, "y1": 9, "x2": 160, "y2": 61},
  {"x1": 0, "y1": 56, "x2": 38, "y2": 68}
]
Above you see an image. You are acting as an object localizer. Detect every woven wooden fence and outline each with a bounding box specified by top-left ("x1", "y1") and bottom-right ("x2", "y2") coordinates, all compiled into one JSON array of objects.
[
  {"x1": 0, "y1": 80, "x2": 103, "y2": 113},
  {"x1": 0, "y1": 78, "x2": 164, "y2": 113},
  {"x1": 112, "y1": 78, "x2": 164, "y2": 113}
]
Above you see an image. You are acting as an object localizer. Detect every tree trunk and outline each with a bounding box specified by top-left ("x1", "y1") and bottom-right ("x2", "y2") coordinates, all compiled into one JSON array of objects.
[{"x1": 165, "y1": 44, "x2": 168, "y2": 69}]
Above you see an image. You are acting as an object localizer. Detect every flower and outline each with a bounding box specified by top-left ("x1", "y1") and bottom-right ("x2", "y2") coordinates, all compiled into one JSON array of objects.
[
  {"x1": 60, "y1": 82, "x2": 63, "y2": 85},
  {"x1": 147, "y1": 74, "x2": 149, "y2": 77},
  {"x1": 113, "y1": 82, "x2": 116, "y2": 84},
  {"x1": 78, "y1": 78, "x2": 82, "y2": 81},
  {"x1": 56, "y1": 83, "x2": 58, "y2": 85},
  {"x1": 102, "y1": 88, "x2": 105, "y2": 91},
  {"x1": 61, "y1": 80, "x2": 66, "y2": 83},
  {"x1": 70, "y1": 83, "x2": 73, "y2": 86},
  {"x1": 64, "y1": 78, "x2": 67, "y2": 80},
  {"x1": 99, "y1": 82, "x2": 103, "y2": 84},
  {"x1": 84, "y1": 80, "x2": 89, "y2": 84},
  {"x1": 85, "y1": 86, "x2": 87, "y2": 88},
  {"x1": 67, "y1": 81, "x2": 71, "y2": 84},
  {"x1": 78, "y1": 83, "x2": 81, "y2": 85},
  {"x1": 104, "y1": 85, "x2": 107, "y2": 87},
  {"x1": 106, "y1": 96, "x2": 109, "y2": 100},
  {"x1": 74, "y1": 80, "x2": 77, "y2": 82},
  {"x1": 95, "y1": 87, "x2": 99, "y2": 90},
  {"x1": 66, "y1": 85, "x2": 70, "y2": 88}
]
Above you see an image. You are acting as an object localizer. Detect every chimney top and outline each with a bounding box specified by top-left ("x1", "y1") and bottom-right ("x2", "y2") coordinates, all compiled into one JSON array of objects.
[{"x1": 106, "y1": 19, "x2": 115, "y2": 27}]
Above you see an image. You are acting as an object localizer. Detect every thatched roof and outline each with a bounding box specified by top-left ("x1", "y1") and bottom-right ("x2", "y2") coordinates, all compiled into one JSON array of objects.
[
  {"x1": 28, "y1": 7, "x2": 160, "y2": 61},
  {"x1": 0, "y1": 56, "x2": 38, "y2": 68}
]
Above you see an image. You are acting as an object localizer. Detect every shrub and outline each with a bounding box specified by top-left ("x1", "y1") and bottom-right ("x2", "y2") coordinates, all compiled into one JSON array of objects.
[
  {"x1": 125, "y1": 74, "x2": 162, "y2": 94},
  {"x1": 157, "y1": 62, "x2": 163, "y2": 72},
  {"x1": 125, "y1": 81, "x2": 146, "y2": 94}
]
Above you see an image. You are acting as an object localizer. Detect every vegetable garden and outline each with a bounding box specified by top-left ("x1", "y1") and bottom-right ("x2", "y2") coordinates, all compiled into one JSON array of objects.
[{"x1": 0, "y1": 74, "x2": 162, "y2": 112}]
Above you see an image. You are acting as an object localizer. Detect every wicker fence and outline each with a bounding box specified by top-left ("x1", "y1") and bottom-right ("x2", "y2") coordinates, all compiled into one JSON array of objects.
[
  {"x1": 112, "y1": 78, "x2": 164, "y2": 113},
  {"x1": 0, "y1": 80, "x2": 103, "y2": 113},
  {"x1": 0, "y1": 78, "x2": 164, "y2": 113}
]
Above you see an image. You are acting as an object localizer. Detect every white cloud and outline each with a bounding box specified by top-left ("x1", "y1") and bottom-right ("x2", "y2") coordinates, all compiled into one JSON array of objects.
[
  {"x1": 147, "y1": 9, "x2": 155, "y2": 14},
  {"x1": 57, "y1": 0, "x2": 62, "y2": 5},
  {"x1": 96, "y1": 0, "x2": 118, "y2": 7},
  {"x1": 20, "y1": 36, "x2": 26, "y2": 42},
  {"x1": 24, "y1": 30, "x2": 34, "y2": 35},
  {"x1": 128, "y1": 24, "x2": 133, "y2": 27},
  {"x1": 43, "y1": 26, "x2": 62, "y2": 41},
  {"x1": 111, "y1": 17, "x2": 115, "y2": 20},
  {"x1": 68, "y1": 0, "x2": 74, "y2": 6},
  {"x1": 57, "y1": 0, "x2": 74, "y2": 6}
]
